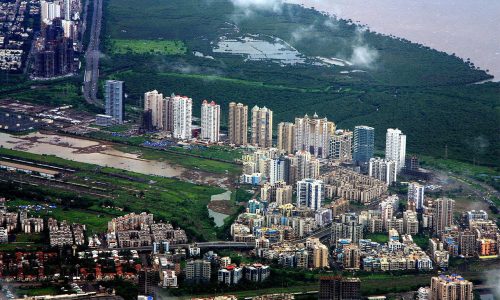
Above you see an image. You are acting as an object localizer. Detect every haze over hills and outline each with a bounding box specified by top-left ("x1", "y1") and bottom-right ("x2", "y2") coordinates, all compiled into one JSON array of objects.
[
  {"x1": 288, "y1": 0, "x2": 500, "y2": 80},
  {"x1": 101, "y1": 0, "x2": 499, "y2": 166}
]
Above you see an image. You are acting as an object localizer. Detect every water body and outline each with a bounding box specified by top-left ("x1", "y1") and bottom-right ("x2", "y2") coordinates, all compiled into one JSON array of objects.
[
  {"x1": 288, "y1": 0, "x2": 500, "y2": 80},
  {"x1": 0, "y1": 132, "x2": 184, "y2": 177},
  {"x1": 213, "y1": 35, "x2": 306, "y2": 65},
  {"x1": 208, "y1": 190, "x2": 232, "y2": 227}
]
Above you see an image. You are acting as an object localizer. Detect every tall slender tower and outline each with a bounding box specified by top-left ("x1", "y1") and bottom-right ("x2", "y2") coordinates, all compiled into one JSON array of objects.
[
  {"x1": 251, "y1": 106, "x2": 273, "y2": 148},
  {"x1": 385, "y1": 128, "x2": 406, "y2": 172},
  {"x1": 104, "y1": 80, "x2": 124, "y2": 124},
  {"x1": 165, "y1": 94, "x2": 192, "y2": 140},
  {"x1": 201, "y1": 100, "x2": 220, "y2": 143},
  {"x1": 277, "y1": 122, "x2": 295, "y2": 154},
  {"x1": 144, "y1": 90, "x2": 164, "y2": 130},
  {"x1": 353, "y1": 125, "x2": 374, "y2": 164},
  {"x1": 433, "y1": 197, "x2": 455, "y2": 235},
  {"x1": 228, "y1": 102, "x2": 248, "y2": 146}
]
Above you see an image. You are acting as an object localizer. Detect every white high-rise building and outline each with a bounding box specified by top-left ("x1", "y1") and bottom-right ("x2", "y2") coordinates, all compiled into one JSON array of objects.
[
  {"x1": 294, "y1": 114, "x2": 335, "y2": 159},
  {"x1": 41, "y1": 1, "x2": 62, "y2": 24},
  {"x1": 369, "y1": 157, "x2": 397, "y2": 184},
  {"x1": 165, "y1": 95, "x2": 192, "y2": 140},
  {"x1": 104, "y1": 80, "x2": 124, "y2": 124},
  {"x1": 144, "y1": 90, "x2": 164, "y2": 130},
  {"x1": 408, "y1": 182, "x2": 425, "y2": 211},
  {"x1": 385, "y1": 128, "x2": 406, "y2": 172},
  {"x1": 63, "y1": 0, "x2": 71, "y2": 20},
  {"x1": 268, "y1": 158, "x2": 286, "y2": 184},
  {"x1": 201, "y1": 100, "x2": 220, "y2": 143},
  {"x1": 296, "y1": 179, "x2": 324, "y2": 211}
]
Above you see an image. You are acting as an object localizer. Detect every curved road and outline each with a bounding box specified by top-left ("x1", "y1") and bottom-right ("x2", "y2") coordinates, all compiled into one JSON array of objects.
[{"x1": 83, "y1": 0, "x2": 103, "y2": 105}]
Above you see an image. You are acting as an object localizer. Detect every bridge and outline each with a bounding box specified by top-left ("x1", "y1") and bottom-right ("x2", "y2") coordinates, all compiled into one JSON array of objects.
[{"x1": 107, "y1": 241, "x2": 255, "y2": 251}]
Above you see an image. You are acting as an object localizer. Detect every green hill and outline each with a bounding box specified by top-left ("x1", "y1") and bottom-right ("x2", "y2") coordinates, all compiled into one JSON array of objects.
[{"x1": 101, "y1": 0, "x2": 499, "y2": 166}]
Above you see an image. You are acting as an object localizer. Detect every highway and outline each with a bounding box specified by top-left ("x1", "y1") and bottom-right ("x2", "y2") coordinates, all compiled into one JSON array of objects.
[
  {"x1": 83, "y1": 0, "x2": 103, "y2": 105},
  {"x1": 295, "y1": 226, "x2": 332, "y2": 244}
]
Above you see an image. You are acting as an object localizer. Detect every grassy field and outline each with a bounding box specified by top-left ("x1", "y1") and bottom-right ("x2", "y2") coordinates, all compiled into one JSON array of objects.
[
  {"x1": 0, "y1": 148, "x2": 227, "y2": 240},
  {"x1": 15, "y1": 286, "x2": 60, "y2": 297},
  {"x1": 109, "y1": 39, "x2": 187, "y2": 55},
  {"x1": 365, "y1": 233, "x2": 389, "y2": 244}
]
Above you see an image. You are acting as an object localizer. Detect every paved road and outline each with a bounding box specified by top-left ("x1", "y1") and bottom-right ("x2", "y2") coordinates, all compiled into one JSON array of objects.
[{"x1": 83, "y1": 0, "x2": 103, "y2": 105}]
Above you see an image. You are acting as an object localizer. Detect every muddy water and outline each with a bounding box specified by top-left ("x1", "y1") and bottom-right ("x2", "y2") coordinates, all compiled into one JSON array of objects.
[{"x1": 0, "y1": 132, "x2": 184, "y2": 177}]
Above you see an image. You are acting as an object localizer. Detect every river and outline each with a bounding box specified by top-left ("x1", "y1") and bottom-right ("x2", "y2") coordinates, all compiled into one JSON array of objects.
[
  {"x1": 0, "y1": 132, "x2": 184, "y2": 178},
  {"x1": 287, "y1": 0, "x2": 500, "y2": 81}
]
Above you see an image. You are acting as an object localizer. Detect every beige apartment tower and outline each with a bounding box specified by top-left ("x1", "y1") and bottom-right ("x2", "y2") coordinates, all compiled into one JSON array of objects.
[
  {"x1": 430, "y1": 274, "x2": 473, "y2": 300},
  {"x1": 433, "y1": 197, "x2": 455, "y2": 235},
  {"x1": 251, "y1": 105, "x2": 273, "y2": 148},
  {"x1": 144, "y1": 90, "x2": 164, "y2": 130},
  {"x1": 228, "y1": 102, "x2": 248, "y2": 146},
  {"x1": 277, "y1": 122, "x2": 295, "y2": 154}
]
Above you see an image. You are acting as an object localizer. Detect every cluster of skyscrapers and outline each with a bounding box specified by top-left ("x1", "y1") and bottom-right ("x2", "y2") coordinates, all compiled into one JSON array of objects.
[{"x1": 34, "y1": 0, "x2": 79, "y2": 78}]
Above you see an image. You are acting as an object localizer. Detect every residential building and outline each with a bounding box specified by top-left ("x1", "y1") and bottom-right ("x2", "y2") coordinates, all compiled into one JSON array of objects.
[
  {"x1": 185, "y1": 259, "x2": 211, "y2": 284},
  {"x1": 228, "y1": 102, "x2": 248, "y2": 146},
  {"x1": 403, "y1": 210, "x2": 419, "y2": 235},
  {"x1": 218, "y1": 265, "x2": 243, "y2": 285},
  {"x1": 408, "y1": 182, "x2": 425, "y2": 211},
  {"x1": 294, "y1": 113, "x2": 335, "y2": 158},
  {"x1": 138, "y1": 270, "x2": 160, "y2": 297},
  {"x1": 295, "y1": 150, "x2": 320, "y2": 181},
  {"x1": 296, "y1": 179, "x2": 324, "y2": 211},
  {"x1": 277, "y1": 122, "x2": 295, "y2": 154},
  {"x1": 368, "y1": 158, "x2": 397, "y2": 184},
  {"x1": 160, "y1": 270, "x2": 178, "y2": 288},
  {"x1": 201, "y1": 100, "x2": 221, "y2": 143},
  {"x1": 306, "y1": 238, "x2": 329, "y2": 268},
  {"x1": 261, "y1": 181, "x2": 293, "y2": 205},
  {"x1": 144, "y1": 90, "x2": 164, "y2": 130},
  {"x1": 105, "y1": 80, "x2": 124, "y2": 124},
  {"x1": 321, "y1": 167, "x2": 387, "y2": 205},
  {"x1": 0, "y1": 227, "x2": 7, "y2": 243},
  {"x1": 251, "y1": 106, "x2": 273, "y2": 148},
  {"x1": 245, "y1": 264, "x2": 270, "y2": 282},
  {"x1": 458, "y1": 230, "x2": 476, "y2": 258},
  {"x1": 385, "y1": 128, "x2": 406, "y2": 172},
  {"x1": 329, "y1": 130, "x2": 353, "y2": 162},
  {"x1": 319, "y1": 276, "x2": 361, "y2": 300},
  {"x1": 353, "y1": 125, "x2": 374, "y2": 165},
  {"x1": 343, "y1": 244, "x2": 360, "y2": 270},
  {"x1": 430, "y1": 274, "x2": 473, "y2": 300},
  {"x1": 331, "y1": 214, "x2": 363, "y2": 244},
  {"x1": 433, "y1": 197, "x2": 455, "y2": 235},
  {"x1": 165, "y1": 95, "x2": 192, "y2": 140}
]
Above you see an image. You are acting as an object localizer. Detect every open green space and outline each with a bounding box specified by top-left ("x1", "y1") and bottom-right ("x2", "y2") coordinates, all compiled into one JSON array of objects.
[
  {"x1": 365, "y1": 232, "x2": 389, "y2": 244},
  {"x1": 420, "y1": 155, "x2": 500, "y2": 191},
  {"x1": 0, "y1": 147, "x2": 227, "y2": 240},
  {"x1": 109, "y1": 39, "x2": 187, "y2": 55},
  {"x1": 15, "y1": 286, "x2": 60, "y2": 297}
]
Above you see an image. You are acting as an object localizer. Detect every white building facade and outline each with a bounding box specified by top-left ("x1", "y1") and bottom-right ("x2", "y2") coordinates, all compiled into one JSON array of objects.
[
  {"x1": 201, "y1": 100, "x2": 221, "y2": 143},
  {"x1": 385, "y1": 128, "x2": 406, "y2": 172},
  {"x1": 296, "y1": 179, "x2": 324, "y2": 211}
]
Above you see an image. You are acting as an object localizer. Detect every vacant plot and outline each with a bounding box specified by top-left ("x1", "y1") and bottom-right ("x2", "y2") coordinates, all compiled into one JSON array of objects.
[{"x1": 110, "y1": 39, "x2": 187, "y2": 55}]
